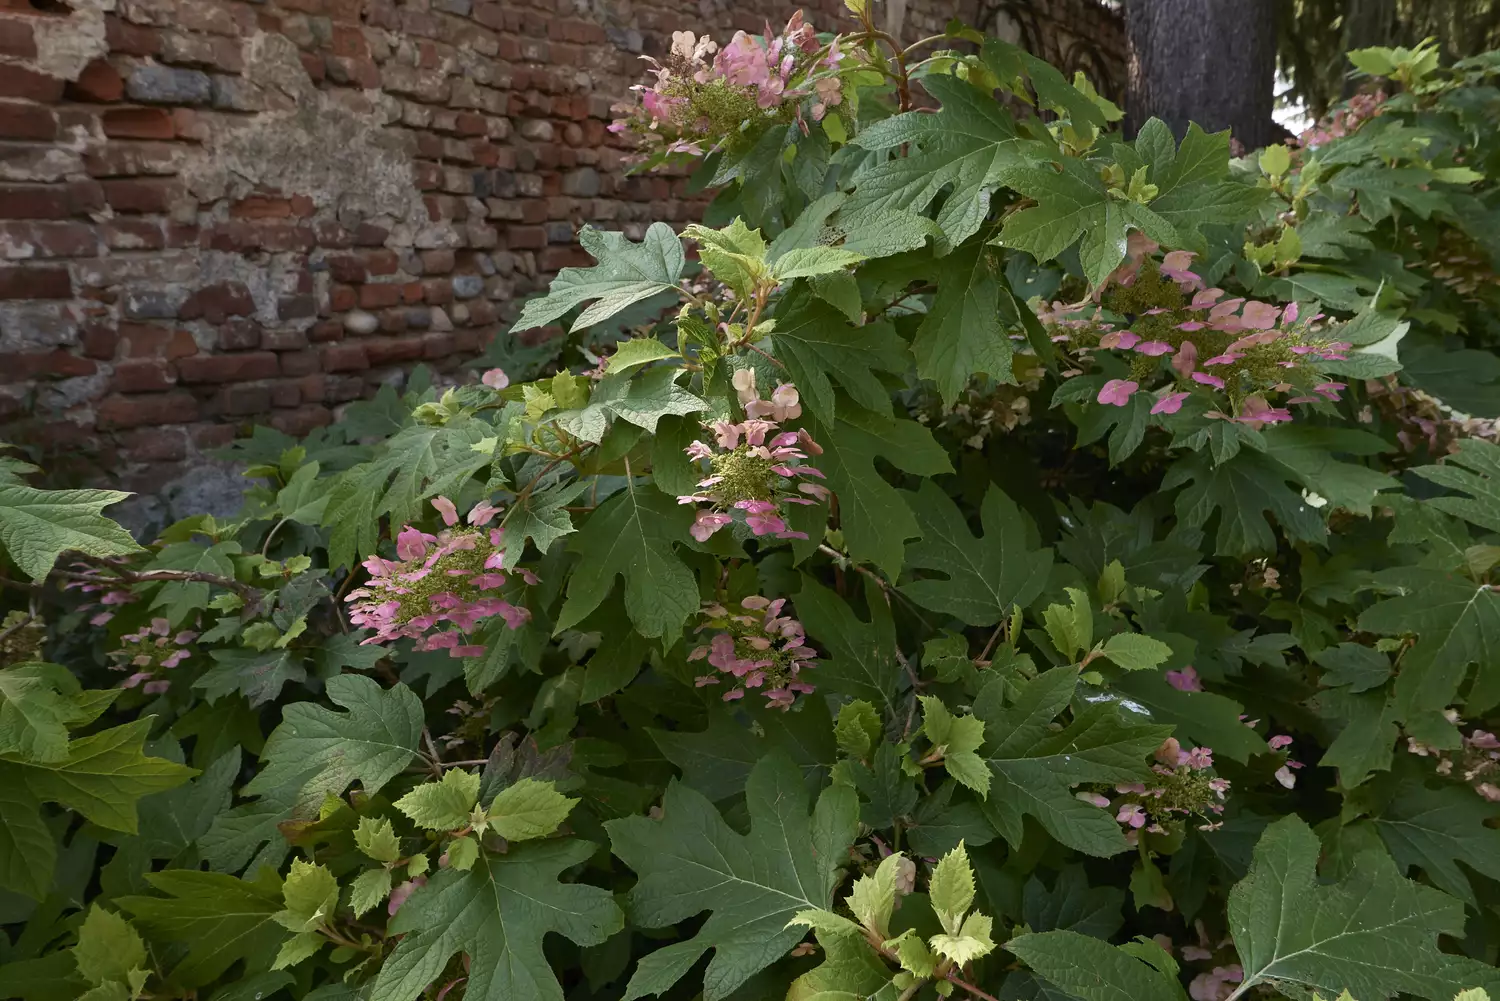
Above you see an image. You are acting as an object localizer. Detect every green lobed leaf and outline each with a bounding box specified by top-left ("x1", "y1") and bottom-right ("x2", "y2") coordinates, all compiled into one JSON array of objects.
[
  {"x1": 512, "y1": 223, "x2": 685, "y2": 333},
  {"x1": 0, "y1": 484, "x2": 142, "y2": 581}
]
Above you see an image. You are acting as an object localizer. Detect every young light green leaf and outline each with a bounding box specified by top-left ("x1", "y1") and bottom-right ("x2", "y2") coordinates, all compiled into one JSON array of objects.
[
  {"x1": 884, "y1": 928, "x2": 937, "y2": 978},
  {"x1": 1043, "y1": 587, "x2": 1094, "y2": 662},
  {"x1": 930, "y1": 911, "x2": 995, "y2": 966},
  {"x1": 274, "y1": 858, "x2": 339, "y2": 933},
  {"x1": 395, "y1": 769, "x2": 481, "y2": 831},
  {"x1": 1100, "y1": 633, "x2": 1173, "y2": 671},
  {"x1": 512, "y1": 223, "x2": 685, "y2": 333},
  {"x1": 771, "y1": 245, "x2": 866, "y2": 282},
  {"x1": 929, "y1": 841, "x2": 976, "y2": 935},
  {"x1": 271, "y1": 930, "x2": 323, "y2": 971},
  {"x1": 834, "y1": 699, "x2": 883, "y2": 760},
  {"x1": 446, "y1": 834, "x2": 480, "y2": 871},
  {"x1": 72, "y1": 906, "x2": 147, "y2": 987},
  {"x1": 355, "y1": 816, "x2": 402, "y2": 864},
  {"x1": 350, "y1": 867, "x2": 393, "y2": 918},
  {"x1": 488, "y1": 777, "x2": 577, "y2": 841},
  {"x1": 605, "y1": 337, "x2": 681, "y2": 376},
  {"x1": 847, "y1": 852, "x2": 907, "y2": 938}
]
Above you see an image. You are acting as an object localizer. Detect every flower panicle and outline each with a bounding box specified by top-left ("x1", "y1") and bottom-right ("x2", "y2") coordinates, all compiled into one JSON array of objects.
[
  {"x1": 678, "y1": 378, "x2": 828, "y2": 543},
  {"x1": 689, "y1": 595, "x2": 816, "y2": 708},
  {"x1": 346, "y1": 496, "x2": 537, "y2": 658},
  {"x1": 1039, "y1": 239, "x2": 1355, "y2": 426},
  {"x1": 608, "y1": 13, "x2": 848, "y2": 162},
  {"x1": 109, "y1": 616, "x2": 197, "y2": 694}
]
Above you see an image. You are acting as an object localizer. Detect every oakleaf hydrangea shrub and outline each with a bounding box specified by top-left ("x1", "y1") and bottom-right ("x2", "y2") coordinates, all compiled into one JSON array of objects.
[{"x1": 3, "y1": 13, "x2": 1500, "y2": 1001}]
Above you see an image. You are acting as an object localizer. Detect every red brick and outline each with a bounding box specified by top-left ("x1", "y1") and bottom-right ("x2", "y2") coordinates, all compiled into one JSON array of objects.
[
  {"x1": 103, "y1": 219, "x2": 165, "y2": 250},
  {"x1": 353, "y1": 223, "x2": 388, "y2": 246},
  {"x1": 177, "y1": 351, "x2": 278, "y2": 383},
  {"x1": 294, "y1": 372, "x2": 325, "y2": 401},
  {"x1": 539, "y1": 245, "x2": 591, "y2": 270},
  {"x1": 231, "y1": 195, "x2": 294, "y2": 219},
  {"x1": 97, "y1": 392, "x2": 199, "y2": 430},
  {"x1": 0, "y1": 64, "x2": 63, "y2": 103},
  {"x1": 84, "y1": 142, "x2": 180, "y2": 178},
  {"x1": 0, "y1": 18, "x2": 35, "y2": 59},
  {"x1": 455, "y1": 112, "x2": 487, "y2": 137},
  {"x1": 359, "y1": 282, "x2": 400, "y2": 309},
  {"x1": 329, "y1": 284, "x2": 356, "y2": 311},
  {"x1": 67, "y1": 60, "x2": 125, "y2": 103},
  {"x1": 0, "y1": 349, "x2": 94, "y2": 382},
  {"x1": 0, "y1": 100, "x2": 54, "y2": 139},
  {"x1": 112, "y1": 359, "x2": 176, "y2": 393},
  {"x1": 378, "y1": 308, "x2": 407, "y2": 333},
  {"x1": 0, "y1": 265, "x2": 69, "y2": 299},
  {"x1": 66, "y1": 179, "x2": 104, "y2": 214},
  {"x1": 192, "y1": 422, "x2": 237, "y2": 449},
  {"x1": 270, "y1": 404, "x2": 332, "y2": 435},
  {"x1": 508, "y1": 224, "x2": 546, "y2": 249},
  {"x1": 365, "y1": 335, "x2": 425, "y2": 366},
  {"x1": 421, "y1": 278, "x2": 453, "y2": 305},
  {"x1": 120, "y1": 427, "x2": 188, "y2": 462},
  {"x1": 280, "y1": 349, "x2": 321, "y2": 377},
  {"x1": 218, "y1": 317, "x2": 263, "y2": 350},
  {"x1": 101, "y1": 107, "x2": 175, "y2": 139},
  {"x1": 321, "y1": 342, "x2": 368, "y2": 371},
  {"x1": 269, "y1": 381, "x2": 299, "y2": 407},
  {"x1": 102, "y1": 178, "x2": 178, "y2": 214},
  {"x1": 421, "y1": 331, "x2": 454, "y2": 359},
  {"x1": 105, "y1": 16, "x2": 161, "y2": 57},
  {"x1": 361, "y1": 248, "x2": 398, "y2": 275},
  {"x1": 220, "y1": 382, "x2": 272, "y2": 415},
  {"x1": 420, "y1": 248, "x2": 454, "y2": 274},
  {"x1": 0, "y1": 185, "x2": 69, "y2": 219},
  {"x1": 179, "y1": 281, "x2": 254, "y2": 323},
  {"x1": 327, "y1": 255, "x2": 365, "y2": 283},
  {"x1": 309, "y1": 320, "x2": 343, "y2": 343},
  {"x1": 81, "y1": 322, "x2": 118, "y2": 360},
  {"x1": 0, "y1": 221, "x2": 95, "y2": 256}
]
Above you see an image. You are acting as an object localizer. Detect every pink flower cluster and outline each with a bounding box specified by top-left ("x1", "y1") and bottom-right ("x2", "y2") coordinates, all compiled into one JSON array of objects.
[
  {"x1": 1041, "y1": 238, "x2": 1356, "y2": 425},
  {"x1": 689, "y1": 595, "x2": 816, "y2": 708},
  {"x1": 64, "y1": 572, "x2": 137, "y2": 627},
  {"x1": 347, "y1": 497, "x2": 535, "y2": 658},
  {"x1": 677, "y1": 383, "x2": 828, "y2": 543},
  {"x1": 1408, "y1": 713, "x2": 1500, "y2": 802},
  {"x1": 1297, "y1": 89, "x2": 1386, "y2": 150},
  {"x1": 1077, "y1": 736, "x2": 1229, "y2": 845},
  {"x1": 608, "y1": 13, "x2": 846, "y2": 161},
  {"x1": 109, "y1": 617, "x2": 197, "y2": 694},
  {"x1": 1267, "y1": 733, "x2": 1304, "y2": 789}
]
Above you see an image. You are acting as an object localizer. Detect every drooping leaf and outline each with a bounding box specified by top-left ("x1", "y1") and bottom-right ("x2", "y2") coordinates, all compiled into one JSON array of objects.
[
  {"x1": 605, "y1": 753, "x2": 858, "y2": 1000},
  {"x1": 1007, "y1": 930, "x2": 1183, "y2": 1001},
  {"x1": 976, "y1": 669, "x2": 1168, "y2": 856},
  {"x1": 244, "y1": 674, "x2": 422, "y2": 810},
  {"x1": 512, "y1": 223, "x2": 685, "y2": 333},
  {"x1": 771, "y1": 295, "x2": 910, "y2": 424},
  {"x1": 1227, "y1": 815, "x2": 1471, "y2": 1000},
  {"x1": 808, "y1": 410, "x2": 953, "y2": 578},
  {"x1": 556, "y1": 485, "x2": 697, "y2": 640},
  {"x1": 913, "y1": 241, "x2": 1015, "y2": 406},
  {"x1": 370, "y1": 840, "x2": 620, "y2": 1001},
  {"x1": 844, "y1": 75, "x2": 1037, "y2": 248},
  {"x1": 1367, "y1": 783, "x2": 1500, "y2": 912},
  {"x1": 900, "y1": 481, "x2": 1051, "y2": 626},
  {"x1": 0, "y1": 484, "x2": 142, "y2": 580},
  {"x1": 118, "y1": 869, "x2": 285, "y2": 988}
]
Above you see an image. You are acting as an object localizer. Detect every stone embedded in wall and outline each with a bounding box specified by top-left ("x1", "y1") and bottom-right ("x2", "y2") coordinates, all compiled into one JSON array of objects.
[{"x1": 0, "y1": 0, "x2": 1121, "y2": 501}]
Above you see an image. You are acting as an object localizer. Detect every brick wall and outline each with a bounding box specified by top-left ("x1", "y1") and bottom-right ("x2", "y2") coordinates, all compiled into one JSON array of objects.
[{"x1": 0, "y1": 0, "x2": 1120, "y2": 501}]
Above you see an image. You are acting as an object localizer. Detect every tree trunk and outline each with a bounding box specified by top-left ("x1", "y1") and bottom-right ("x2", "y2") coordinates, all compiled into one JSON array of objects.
[{"x1": 1126, "y1": 0, "x2": 1280, "y2": 151}]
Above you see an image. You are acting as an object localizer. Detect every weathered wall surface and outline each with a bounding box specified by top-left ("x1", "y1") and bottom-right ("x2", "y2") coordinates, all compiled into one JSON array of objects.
[{"x1": 0, "y1": 0, "x2": 1120, "y2": 504}]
